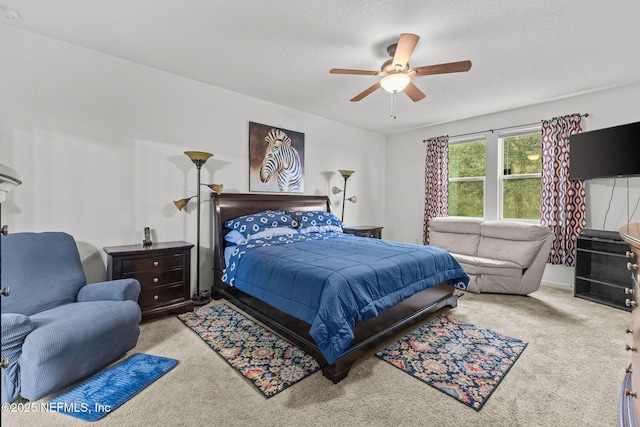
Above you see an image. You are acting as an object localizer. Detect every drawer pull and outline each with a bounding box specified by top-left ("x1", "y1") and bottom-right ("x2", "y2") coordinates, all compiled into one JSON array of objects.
[
  {"x1": 153, "y1": 261, "x2": 159, "y2": 267},
  {"x1": 625, "y1": 299, "x2": 637, "y2": 307},
  {"x1": 153, "y1": 295, "x2": 159, "y2": 300},
  {"x1": 626, "y1": 390, "x2": 637, "y2": 398},
  {"x1": 153, "y1": 277, "x2": 159, "y2": 283},
  {"x1": 628, "y1": 262, "x2": 639, "y2": 271},
  {"x1": 626, "y1": 287, "x2": 636, "y2": 295},
  {"x1": 626, "y1": 344, "x2": 636, "y2": 352}
]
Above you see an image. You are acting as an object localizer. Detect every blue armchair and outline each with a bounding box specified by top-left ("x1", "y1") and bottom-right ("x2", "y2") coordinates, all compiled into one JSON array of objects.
[{"x1": 1, "y1": 232, "x2": 141, "y2": 403}]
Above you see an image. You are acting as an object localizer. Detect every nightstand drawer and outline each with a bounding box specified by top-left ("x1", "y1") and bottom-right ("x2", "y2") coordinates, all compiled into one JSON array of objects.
[
  {"x1": 126, "y1": 268, "x2": 184, "y2": 288},
  {"x1": 122, "y1": 253, "x2": 185, "y2": 273},
  {"x1": 353, "y1": 230, "x2": 379, "y2": 238},
  {"x1": 139, "y1": 284, "x2": 185, "y2": 308},
  {"x1": 343, "y1": 226, "x2": 383, "y2": 239}
]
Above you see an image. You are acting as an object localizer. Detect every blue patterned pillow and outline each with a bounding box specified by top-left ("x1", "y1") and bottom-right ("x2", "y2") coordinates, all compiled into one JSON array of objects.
[
  {"x1": 286, "y1": 210, "x2": 343, "y2": 229},
  {"x1": 299, "y1": 224, "x2": 343, "y2": 234},
  {"x1": 224, "y1": 210, "x2": 298, "y2": 238},
  {"x1": 224, "y1": 227, "x2": 299, "y2": 246}
]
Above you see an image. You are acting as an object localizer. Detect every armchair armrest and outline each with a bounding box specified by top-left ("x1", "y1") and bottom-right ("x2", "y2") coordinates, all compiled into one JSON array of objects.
[
  {"x1": 2, "y1": 313, "x2": 33, "y2": 404},
  {"x1": 76, "y1": 278, "x2": 141, "y2": 302},
  {"x1": 1, "y1": 313, "x2": 33, "y2": 350}
]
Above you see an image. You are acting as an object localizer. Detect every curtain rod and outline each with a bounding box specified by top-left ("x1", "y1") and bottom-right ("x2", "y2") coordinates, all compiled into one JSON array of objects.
[{"x1": 422, "y1": 113, "x2": 589, "y2": 142}]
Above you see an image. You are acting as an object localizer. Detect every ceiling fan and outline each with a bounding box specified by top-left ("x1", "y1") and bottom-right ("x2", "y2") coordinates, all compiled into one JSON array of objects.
[{"x1": 330, "y1": 33, "x2": 472, "y2": 103}]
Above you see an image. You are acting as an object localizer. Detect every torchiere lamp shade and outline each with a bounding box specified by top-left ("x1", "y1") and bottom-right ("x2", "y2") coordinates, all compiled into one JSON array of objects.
[
  {"x1": 338, "y1": 169, "x2": 355, "y2": 180},
  {"x1": 184, "y1": 151, "x2": 213, "y2": 166},
  {"x1": 203, "y1": 183, "x2": 223, "y2": 195},
  {"x1": 173, "y1": 197, "x2": 194, "y2": 211}
]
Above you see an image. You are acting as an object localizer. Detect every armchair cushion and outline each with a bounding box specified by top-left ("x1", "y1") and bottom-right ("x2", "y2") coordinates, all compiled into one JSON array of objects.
[
  {"x1": 19, "y1": 301, "x2": 141, "y2": 402},
  {"x1": 77, "y1": 278, "x2": 140, "y2": 302},
  {"x1": 2, "y1": 232, "x2": 86, "y2": 316}
]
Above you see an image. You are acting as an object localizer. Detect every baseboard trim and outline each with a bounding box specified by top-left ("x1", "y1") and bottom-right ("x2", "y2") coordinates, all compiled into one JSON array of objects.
[{"x1": 540, "y1": 280, "x2": 572, "y2": 291}]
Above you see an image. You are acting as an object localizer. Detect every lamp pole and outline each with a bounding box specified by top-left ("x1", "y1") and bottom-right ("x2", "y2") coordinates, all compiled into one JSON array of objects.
[
  {"x1": 341, "y1": 176, "x2": 348, "y2": 222},
  {"x1": 337, "y1": 170, "x2": 354, "y2": 222},
  {"x1": 184, "y1": 151, "x2": 213, "y2": 307},
  {"x1": 195, "y1": 161, "x2": 204, "y2": 305}
]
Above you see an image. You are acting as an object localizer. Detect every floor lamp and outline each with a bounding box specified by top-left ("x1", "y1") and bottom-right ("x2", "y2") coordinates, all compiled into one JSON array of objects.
[
  {"x1": 173, "y1": 151, "x2": 223, "y2": 307},
  {"x1": 331, "y1": 169, "x2": 357, "y2": 222}
]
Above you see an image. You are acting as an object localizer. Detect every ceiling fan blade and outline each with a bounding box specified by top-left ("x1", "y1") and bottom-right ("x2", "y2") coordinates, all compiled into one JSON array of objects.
[
  {"x1": 392, "y1": 33, "x2": 420, "y2": 69},
  {"x1": 403, "y1": 82, "x2": 426, "y2": 102},
  {"x1": 350, "y1": 82, "x2": 381, "y2": 102},
  {"x1": 330, "y1": 68, "x2": 380, "y2": 76},
  {"x1": 410, "y1": 60, "x2": 472, "y2": 76}
]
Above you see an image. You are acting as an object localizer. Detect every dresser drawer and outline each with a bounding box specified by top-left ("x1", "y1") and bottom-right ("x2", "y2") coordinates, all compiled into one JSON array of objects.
[
  {"x1": 633, "y1": 301, "x2": 640, "y2": 332},
  {"x1": 125, "y1": 268, "x2": 184, "y2": 288},
  {"x1": 139, "y1": 284, "x2": 185, "y2": 308},
  {"x1": 122, "y1": 253, "x2": 185, "y2": 273}
]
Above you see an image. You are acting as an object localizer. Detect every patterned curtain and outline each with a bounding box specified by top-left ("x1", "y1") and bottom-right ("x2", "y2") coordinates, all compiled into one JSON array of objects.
[
  {"x1": 540, "y1": 114, "x2": 586, "y2": 266},
  {"x1": 423, "y1": 136, "x2": 449, "y2": 244}
]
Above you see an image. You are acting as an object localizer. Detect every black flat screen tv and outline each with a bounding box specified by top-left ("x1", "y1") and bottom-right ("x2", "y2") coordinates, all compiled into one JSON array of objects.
[{"x1": 569, "y1": 121, "x2": 640, "y2": 180}]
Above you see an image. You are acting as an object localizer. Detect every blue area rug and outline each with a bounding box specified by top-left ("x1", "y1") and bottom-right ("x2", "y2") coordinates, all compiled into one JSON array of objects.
[
  {"x1": 376, "y1": 315, "x2": 527, "y2": 411},
  {"x1": 178, "y1": 303, "x2": 320, "y2": 397},
  {"x1": 47, "y1": 353, "x2": 178, "y2": 422}
]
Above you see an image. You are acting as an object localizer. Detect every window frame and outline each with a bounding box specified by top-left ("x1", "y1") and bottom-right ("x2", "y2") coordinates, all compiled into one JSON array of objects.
[
  {"x1": 448, "y1": 136, "x2": 487, "y2": 218},
  {"x1": 498, "y1": 126, "x2": 542, "y2": 222}
]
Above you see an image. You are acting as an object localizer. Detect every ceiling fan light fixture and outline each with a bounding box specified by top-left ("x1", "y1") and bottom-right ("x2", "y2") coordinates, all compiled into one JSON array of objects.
[{"x1": 380, "y1": 73, "x2": 410, "y2": 93}]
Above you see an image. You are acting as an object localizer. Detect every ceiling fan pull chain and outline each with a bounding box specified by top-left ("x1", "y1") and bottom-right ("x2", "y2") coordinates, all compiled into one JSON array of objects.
[{"x1": 391, "y1": 92, "x2": 398, "y2": 119}]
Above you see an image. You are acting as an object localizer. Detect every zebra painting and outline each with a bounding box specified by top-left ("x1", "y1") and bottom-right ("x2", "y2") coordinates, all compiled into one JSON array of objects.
[{"x1": 258, "y1": 128, "x2": 304, "y2": 192}]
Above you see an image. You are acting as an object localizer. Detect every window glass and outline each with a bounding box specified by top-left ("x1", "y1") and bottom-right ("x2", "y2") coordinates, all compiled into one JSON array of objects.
[
  {"x1": 449, "y1": 140, "x2": 486, "y2": 178},
  {"x1": 502, "y1": 133, "x2": 542, "y2": 175},
  {"x1": 501, "y1": 133, "x2": 542, "y2": 220},
  {"x1": 503, "y1": 178, "x2": 541, "y2": 219},
  {"x1": 448, "y1": 139, "x2": 485, "y2": 217},
  {"x1": 448, "y1": 181, "x2": 484, "y2": 217}
]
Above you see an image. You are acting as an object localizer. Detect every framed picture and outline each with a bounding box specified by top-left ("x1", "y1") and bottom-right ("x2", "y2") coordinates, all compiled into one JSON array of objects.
[{"x1": 249, "y1": 121, "x2": 305, "y2": 193}]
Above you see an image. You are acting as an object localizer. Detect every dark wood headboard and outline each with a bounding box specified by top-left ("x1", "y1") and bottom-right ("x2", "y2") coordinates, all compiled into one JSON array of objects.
[{"x1": 211, "y1": 192, "x2": 331, "y2": 278}]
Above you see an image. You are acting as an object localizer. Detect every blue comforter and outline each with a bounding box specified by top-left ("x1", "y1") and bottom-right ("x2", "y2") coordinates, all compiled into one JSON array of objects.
[{"x1": 222, "y1": 232, "x2": 469, "y2": 364}]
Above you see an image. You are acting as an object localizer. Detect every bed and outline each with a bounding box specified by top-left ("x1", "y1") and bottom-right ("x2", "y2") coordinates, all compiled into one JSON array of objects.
[{"x1": 211, "y1": 192, "x2": 469, "y2": 383}]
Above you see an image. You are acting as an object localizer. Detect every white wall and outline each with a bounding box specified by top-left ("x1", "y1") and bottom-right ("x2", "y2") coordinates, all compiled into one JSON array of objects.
[
  {"x1": 0, "y1": 25, "x2": 386, "y2": 291},
  {"x1": 4, "y1": 24, "x2": 639, "y2": 293},
  {"x1": 385, "y1": 82, "x2": 640, "y2": 289}
]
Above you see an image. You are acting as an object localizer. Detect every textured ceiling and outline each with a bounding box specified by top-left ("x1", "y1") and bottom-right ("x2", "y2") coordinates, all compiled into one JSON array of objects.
[{"x1": 2, "y1": 0, "x2": 639, "y2": 135}]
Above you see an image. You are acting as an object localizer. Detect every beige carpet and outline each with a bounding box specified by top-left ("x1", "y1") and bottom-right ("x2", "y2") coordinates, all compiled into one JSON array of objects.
[{"x1": 3, "y1": 285, "x2": 630, "y2": 427}]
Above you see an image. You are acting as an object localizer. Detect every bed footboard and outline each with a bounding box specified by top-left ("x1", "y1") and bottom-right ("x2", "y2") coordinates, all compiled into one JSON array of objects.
[{"x1": 212, "y1": 276, "x2": 458, "y2": 383}]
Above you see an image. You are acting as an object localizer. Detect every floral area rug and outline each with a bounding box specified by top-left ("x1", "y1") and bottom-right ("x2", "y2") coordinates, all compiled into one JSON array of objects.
[
  {"x1": 376, "y1": 314, "x2": 527, "y2": 411},
  {"x1": 178, "y1": 303, "x2": 320, "y2": 398}
]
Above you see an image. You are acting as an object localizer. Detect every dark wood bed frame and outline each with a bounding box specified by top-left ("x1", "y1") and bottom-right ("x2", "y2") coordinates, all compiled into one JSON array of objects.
[{"x1": 210, "y1": 192, "x2": 459, "y2": 383}]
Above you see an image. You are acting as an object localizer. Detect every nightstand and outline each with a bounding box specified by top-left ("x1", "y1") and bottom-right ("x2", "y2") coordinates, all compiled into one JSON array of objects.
[
  {"x1": 104, "y1": 241, "x2": 194, "y2": 321},
  {"x1": 342, "y1": 225, "x2": 383, "y2": 239}
]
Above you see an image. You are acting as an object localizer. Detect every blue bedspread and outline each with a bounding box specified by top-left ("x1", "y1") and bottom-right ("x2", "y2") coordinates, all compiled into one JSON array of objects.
[{"x1": 222, "y1": 232, "x2": 469, "y2": 364}]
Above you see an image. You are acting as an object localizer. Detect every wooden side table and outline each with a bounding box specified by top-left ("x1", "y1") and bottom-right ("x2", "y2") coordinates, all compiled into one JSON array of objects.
[
  {"x1": 342, "y1": 225, "x2": 383, "y2": 239},
  {"x1": 104, "y1": 241, "x2": 194, "y2": 321}
]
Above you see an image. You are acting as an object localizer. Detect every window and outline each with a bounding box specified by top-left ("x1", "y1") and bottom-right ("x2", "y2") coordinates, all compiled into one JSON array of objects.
[
  {"x1": 448, "y1": 139, "x2": 486, "y2": 217},
  {"x1": 500, "y1": 132, "x2": 542, "y2": 220}
]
